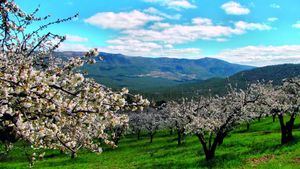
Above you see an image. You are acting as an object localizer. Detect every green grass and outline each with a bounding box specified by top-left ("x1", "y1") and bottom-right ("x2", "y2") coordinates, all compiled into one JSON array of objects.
[{"x1": 1, "y1": 117, "x2": 300, "y2": 169}]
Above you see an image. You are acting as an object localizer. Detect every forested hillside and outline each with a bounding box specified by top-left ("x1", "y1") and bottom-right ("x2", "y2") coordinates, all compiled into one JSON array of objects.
[
  {"x1": 141, "y1": 64, "x2": 300, "y2": 100},
  {"x1": 55, "y1": 52, "x2": 253, "y2": 90}
]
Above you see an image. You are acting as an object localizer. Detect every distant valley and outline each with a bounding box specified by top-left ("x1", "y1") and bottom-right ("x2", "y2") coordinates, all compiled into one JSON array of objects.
[{"x1": 56, "y1": 52, "x2": 254, "y2": 90}]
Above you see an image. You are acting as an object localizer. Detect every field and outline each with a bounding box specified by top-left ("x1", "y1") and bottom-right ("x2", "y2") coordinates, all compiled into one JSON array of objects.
[{"x1": 1, "y1": 117, "x2": 300, "y2": 169}]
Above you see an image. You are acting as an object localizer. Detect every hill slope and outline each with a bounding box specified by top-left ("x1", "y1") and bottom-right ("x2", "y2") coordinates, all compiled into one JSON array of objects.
[
  {"x1": 2, "y1": 118, "x2": 300, "y2": 169},
  {"x1": 143, "y1": 64, "x2": 300, "y2": 100},
  {"x1": 56, "y1": 52, "x2": 253, "y2": 90}
]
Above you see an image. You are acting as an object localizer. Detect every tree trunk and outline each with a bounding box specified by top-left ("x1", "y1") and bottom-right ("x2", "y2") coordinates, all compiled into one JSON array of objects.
[
  {"x1": 114, "y1": 138, "x2": 120, "y2": 145},
  {"x1": 272, "y1": 114, "x2": 276, "y2": 122},
  {"x1": 177, "y1": 129, "x2": 181, "y2": 145},
  {"x1": 278, "y1": 114, "x2": 295, "y2": 144},
  {"x1": 137, "y1": 130, "x2": 140, "y2": 140},
  {"x1": 170, "y1": 128, "x2": 173, "y2": 135},
  {"x1": 286, "y1": 114, "x2": 295, "y2": 141},
  {"x1": 4, "y1": 142, "x2": 12, "y2": 155},
  {"x1": 150, "y1": 133, "x2": 153, "y2": 143},
  {"x1": 278, "y1": 114, "x2": 288, "y2": 144},
  {"x1": 196, "y1": 133, "x2": 219, "y2": 161},
  {"x1": 204, "y1": 150, "x2": 215, "y2": 161},
  {"x1": 71, "y1": 151, "x2": 76, "y2": 159},
  {"x1": 246, "y1": 123, "x2": 250, "y2": 131}
]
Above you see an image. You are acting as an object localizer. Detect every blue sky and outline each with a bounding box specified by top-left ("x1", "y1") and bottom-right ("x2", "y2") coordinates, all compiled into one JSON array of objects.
[{"x1": 16, "y1": 0, "x2": 300, "y2": 66}]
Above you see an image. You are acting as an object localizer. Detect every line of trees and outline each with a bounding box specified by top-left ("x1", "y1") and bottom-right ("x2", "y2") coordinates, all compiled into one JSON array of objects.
[{"x1": 127, "y1": 80, "x2": 300, "y2": 161}]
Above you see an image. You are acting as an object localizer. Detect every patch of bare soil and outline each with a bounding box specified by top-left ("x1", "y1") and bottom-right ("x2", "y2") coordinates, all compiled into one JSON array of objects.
[
  {"x1": 248, "y1": 155, "x2": 275, "y2": 166},
  {"x1": 292, "y1": 157, "x2": 300, "y2": 163}
]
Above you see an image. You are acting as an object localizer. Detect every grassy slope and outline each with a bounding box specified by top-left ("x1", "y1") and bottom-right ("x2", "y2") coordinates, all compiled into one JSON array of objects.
[{"x1": 1, "y1": 117, "x2": 300, "y2": 169}]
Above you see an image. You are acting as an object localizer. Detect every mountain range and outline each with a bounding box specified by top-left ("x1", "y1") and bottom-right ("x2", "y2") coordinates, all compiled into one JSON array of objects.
[
  {"x1": 56, "y1": 52, "x2": 254, "y2": 90},
  {"x1": 142, "y1": 64, "x2": 300, "y2": 100},
  {"x1": 57, "y1": 52, "x2": 300, "y2": 101}
]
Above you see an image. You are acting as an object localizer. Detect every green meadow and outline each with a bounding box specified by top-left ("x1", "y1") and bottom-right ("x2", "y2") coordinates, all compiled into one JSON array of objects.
[{"x1": 1, "y1": 117, "x2": 300, "y2": 169}]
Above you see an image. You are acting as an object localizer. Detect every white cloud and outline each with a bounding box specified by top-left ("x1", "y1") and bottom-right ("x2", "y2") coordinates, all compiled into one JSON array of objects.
[
  {"x1": 292, "y1": 21, "x2": 300, "y2": 29},
  {"x1": 106, "y1": 39, "x2": 162, "y2": 52},
  {"x1": 58, "y1": 43, "x2": 90, "y2": 52},
  {"x1": 84, "y1": 10, "x2": 163, "y2": 30},
  {"x1": 217, "y1": 45, "x2": 300, "y2": 66},
  {"x1": 192, "y1": 17, "x2": 213, "y2": 25},
  {"x1": 66, "y1": 34, "x2": 88, "y2": 42},
  {"x1": 234, "y1": 21, "x2": 272, "y2": 32},
  {"x1": 221, "y1": 1, "x2": 250, "y2": 15},
  {"x1": 121, "y1": 24, "x2": 235, "y2": 45},
  {"x1": 86, "y1": 7, "x2": 271, "y2": 48},
  {"x1": 216, "y1": 38, "x2": 228, "y2": 42},
  {"x1": 150, "y1": 22, "x2": 172, "y2": 30},
  {"x1": 144, "y1": 0, "x2": 196, "y2": 10},
  {"x1": 115, "y1": 20, "x2": 271, "y2": 45},
  {"x1": 267, "y1": 17, "x2": 278, "y2": 22},
  {"x1": 270, "y1": 3, "x2": 280, "y2": 9},
  {"x1": 101, "y1": 38, "x2": 201, "y2": 58},
  {"x1": 144, "y1": 7, "x2": 181, "y2": 20},
  {"x1": 96, "y1": 18, "x2": 272, "y2": 59},
  {"x1": 85, "y1": 8, "x2": 273, "y2": 62},
  {"x1": 167, "y1": 0, "x2": 197, "y2": 9}
]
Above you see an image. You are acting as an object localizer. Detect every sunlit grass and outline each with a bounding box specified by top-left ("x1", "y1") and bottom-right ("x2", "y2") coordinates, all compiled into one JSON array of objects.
[{"x1": 1, "y1": 117, "x2": 300, "y2": 169}]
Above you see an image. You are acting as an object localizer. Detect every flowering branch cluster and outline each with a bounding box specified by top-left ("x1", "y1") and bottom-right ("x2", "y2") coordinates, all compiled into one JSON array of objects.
[{"x1": 0, "y1": 0, "x2": 149, "y2": 161}]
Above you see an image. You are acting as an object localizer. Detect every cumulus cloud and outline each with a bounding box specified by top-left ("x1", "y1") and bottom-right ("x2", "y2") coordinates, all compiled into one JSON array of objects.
[
  {"x1": 150, "y1": 22, "x2": 172, "y2": 30},
  {"x1": 234, "y1": 21, "x2": 272, "y2": 32},
  {"x1": 167, "y1": 0, "x2": 197, "y2": 9},
  {"x1": 292, "y1": 21, "x2": 300, "y2": 29},
  {"x1": 192, "y1": 17, "x2": 213, "y2": 25},
  {"x1": 84, "y1": 8, "x2": 273, "y2": 62},
  {"x1": 217, "y1": 45, "x2": 300, "y2": 66},
  {"x1": 115, "y1": 19, "x2": 271, "y2": 45},
  {"x1": 267, "y1": 17, "x2": 278, "y2": 22},
  {"x1": 144, "y1": 7, "x2": 181, "y2": 20},
  {"x1": 121, "y1": 24, "x2": 233, "y2": 44},
  {"x1": 84, "y1": 10, "x2": 163, "y2": 30},
  {"x1": 100, "y1": 38, "x2": 201, "y2": 58},
  {"x1": 66, "y1": 34, "x2": 88, "y2": 42},
  {"x1": 144, "y1": 0, "x2": 196, "y2": 10},
  {"x1": 270, "y1": 3, "x2": 280, "y2": 9},
  {"x1": 95, "y1": 17, "x2": 272, "y2": 59},
  {"x1": 221, "y1": 1, "x2": 250, "y2": 15},
  {"x1": 58, "y1": 43, "x2": 90, "y2": 52}
]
